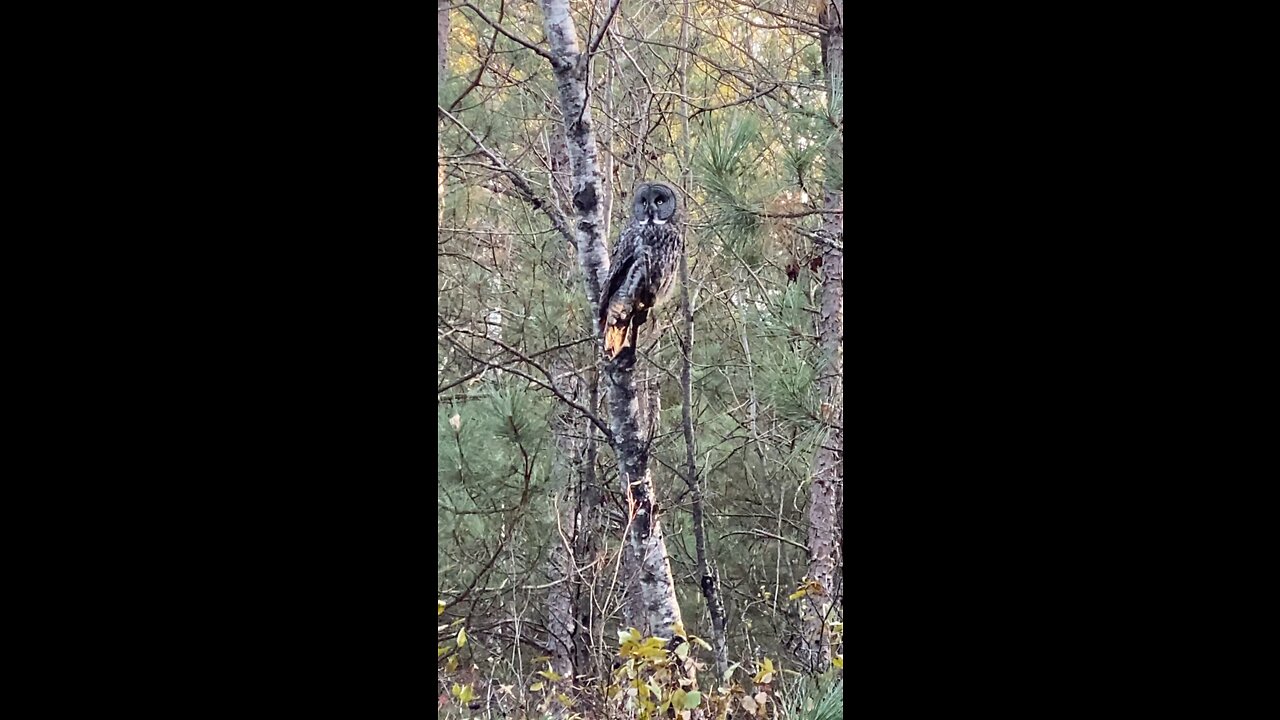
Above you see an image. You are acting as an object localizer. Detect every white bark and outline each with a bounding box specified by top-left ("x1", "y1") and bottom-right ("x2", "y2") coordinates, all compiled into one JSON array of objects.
[
  {"x1": 538, "y1": 0, "x2": 610, "y2": 318},
  {"x1": 537, "y1": 0, "x2": 686, "y2": 649}
]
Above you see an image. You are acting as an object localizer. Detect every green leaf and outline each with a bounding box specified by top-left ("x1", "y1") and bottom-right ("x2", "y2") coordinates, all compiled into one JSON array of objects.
[{"x1": 683, "y1": 690, "x2": 702, "y2": 709}]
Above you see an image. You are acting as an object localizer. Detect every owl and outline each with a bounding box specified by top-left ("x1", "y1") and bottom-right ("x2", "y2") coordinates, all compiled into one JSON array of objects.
[{"x1": 598, "y1": 182, "x2": 684, "y2": 364}]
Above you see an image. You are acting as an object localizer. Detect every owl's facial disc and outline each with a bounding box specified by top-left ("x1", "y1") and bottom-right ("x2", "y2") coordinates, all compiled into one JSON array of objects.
[{"x1": 634, "y1": 183, "x2": 676, "y2": 225}]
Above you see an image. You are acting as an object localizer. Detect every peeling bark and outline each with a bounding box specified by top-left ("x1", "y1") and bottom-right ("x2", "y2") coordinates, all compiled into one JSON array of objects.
[
  {"x1": 608, "y1": 363, "x2": 683, "y2": 641},
  {"x1": 804, "y1": 0, "x2": 844, "y2": 673}
]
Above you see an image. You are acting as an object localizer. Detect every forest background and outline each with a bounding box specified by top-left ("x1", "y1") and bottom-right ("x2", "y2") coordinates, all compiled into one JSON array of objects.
[{"x1": 437, "y1": 0, "x2": 843, "y2": 717}]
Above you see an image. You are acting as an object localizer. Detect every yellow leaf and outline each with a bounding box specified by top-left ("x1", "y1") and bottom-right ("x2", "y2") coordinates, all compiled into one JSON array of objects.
[
  {"x1": 788, "y1": 588, "x2": 808, "y2": 600},
  {"x1": 691, "y1": 636, "x2": 712, "y2": 651},
  {"x1": 456, "y1": 627, "x2": 468, "y2": 648},
  {"x1": 833, "y1": 655, "x2": 844, "y2": 669},
  {"x1": 446, "y1": 654, "x2": 459, "y2": 672},
  {"x1": 753, "y1": 657, "x2": 775, "y2": 684},
  {"x1": 538, "y1": 666, "x2": 563, "y2": 682},
  {"x1": 452, "y1": 683, "x2": 474, "y2": 703},
  {"x1": 438, "y1": 600, "x2": 446, "y2": 616},
  {"x1": 530, "y1": 681, "x2": 545, "y2": 691},
  {"x1": 557, "y1": 693, "x2": 573, "y2": 707},
  {"x1": 670, "y1": 621, "x2": 687, "y2": 638}
]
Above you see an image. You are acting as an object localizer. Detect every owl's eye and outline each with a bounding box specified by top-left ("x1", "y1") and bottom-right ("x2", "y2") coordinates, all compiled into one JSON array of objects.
[{"x1": 656, "y1": 199, "x2": 664, "y2": 205}]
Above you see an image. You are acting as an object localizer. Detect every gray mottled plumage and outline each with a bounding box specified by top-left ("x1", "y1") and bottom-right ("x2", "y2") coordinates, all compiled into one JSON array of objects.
[{"x1": 599, "y1": 181, "x2": 684, "y2": 362}]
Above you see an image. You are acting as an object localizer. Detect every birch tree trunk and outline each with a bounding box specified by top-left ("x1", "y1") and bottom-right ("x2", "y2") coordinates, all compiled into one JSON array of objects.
[
  {"x1": 537, "y1": 0, "x2": 689, "y2": 660},
  {"x1": 537, "y1": 0, "x2": 608, "y2": 310},
  {"x1": 804, "y1": 0, "x2": 844, "y2": 673}
]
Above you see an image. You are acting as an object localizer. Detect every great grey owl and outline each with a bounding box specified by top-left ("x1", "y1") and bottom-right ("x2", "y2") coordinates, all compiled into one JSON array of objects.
[{"x1": 598, "y1": 181, "x2": 684, "y2": 363}]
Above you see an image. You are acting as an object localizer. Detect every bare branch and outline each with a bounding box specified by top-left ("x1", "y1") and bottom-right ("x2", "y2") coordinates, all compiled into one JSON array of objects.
[
  {"x1": 438, "y1": 105, "x2": 576, "y2": 250},
  {"x1": 587, "y1": 0, "x2": 622, "y2": 55},
  {"x1": 460, "y1": 1, "x2": 554, "y2": 61},
  {"x1": 689, "y1": 83, "x2": 780, "y2": 121},
  {"x1": 440, "y1": 323, "x2": 614, "y2": 443}
]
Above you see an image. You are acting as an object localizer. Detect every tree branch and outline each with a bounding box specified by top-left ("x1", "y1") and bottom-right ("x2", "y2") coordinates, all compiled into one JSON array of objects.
[
  {"x1": 438, "y1": 105, "x2": 576, "y2": 250},
  {"x1": 461, "y1": 2, "x2": 554, "y2": 61},
  {"x1": 689, "y1": 83, "x2": 780, "y2": 121},
  {"x1": 587, "y1": 0, "x2": 622, "y2": 55},
  {"x1": 440, "y1": 324, "x2": 614, "y2": 443}
]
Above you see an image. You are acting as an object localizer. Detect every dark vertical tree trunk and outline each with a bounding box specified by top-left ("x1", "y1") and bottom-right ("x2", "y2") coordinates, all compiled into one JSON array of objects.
[
  {"x1": 676, "y1": 0, "x2": 730, "y2": 679},
  {"x1": 437, "y1": 1, "x2": 449, "y2": 80},
  {"x1": 546, "y1": 375, "x2": 584, "y2": 689},
  {"x1": 543, "y1": 98, "x2": 603, "y2": 693},
  {"x1": 804, "y1": 0, "x2": 844, "y2": 673},
  {"x1": 679, "y1": 253, "x2": 731, "y2": 678},
  {"x1": 437, "y1": 0, "x2": 450, "y2": 224},
  {"x1": 571, "y1": 397, "x2": 604, "y2": 677}
]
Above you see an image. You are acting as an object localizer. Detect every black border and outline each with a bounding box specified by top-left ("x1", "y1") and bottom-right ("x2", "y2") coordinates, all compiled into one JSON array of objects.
[{"x1": 63, "y1": 2, "x2": 1184, "y2": 714}]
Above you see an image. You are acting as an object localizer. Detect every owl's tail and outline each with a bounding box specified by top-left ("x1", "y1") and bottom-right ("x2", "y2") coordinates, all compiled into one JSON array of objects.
[
  {"x1": 602, "y1": 300, "x2": 649, "y2": 360},
  {"x1": 602, "y1": 297, "x2": 634, "y2": 359},
  {"x1": 603, "y1": 323, "x2": 629, "y2": 359}
]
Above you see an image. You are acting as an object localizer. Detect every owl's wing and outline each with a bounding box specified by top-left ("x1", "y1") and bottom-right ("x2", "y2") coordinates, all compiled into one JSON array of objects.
[{"x1": 598, "y1": 223, "x2": 643, "y2": 326}]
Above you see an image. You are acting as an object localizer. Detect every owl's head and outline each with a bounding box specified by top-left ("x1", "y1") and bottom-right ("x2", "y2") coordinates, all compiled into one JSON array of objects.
[{"x1": 632, "y1": 182, "x2": 679, "y2": 226}]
